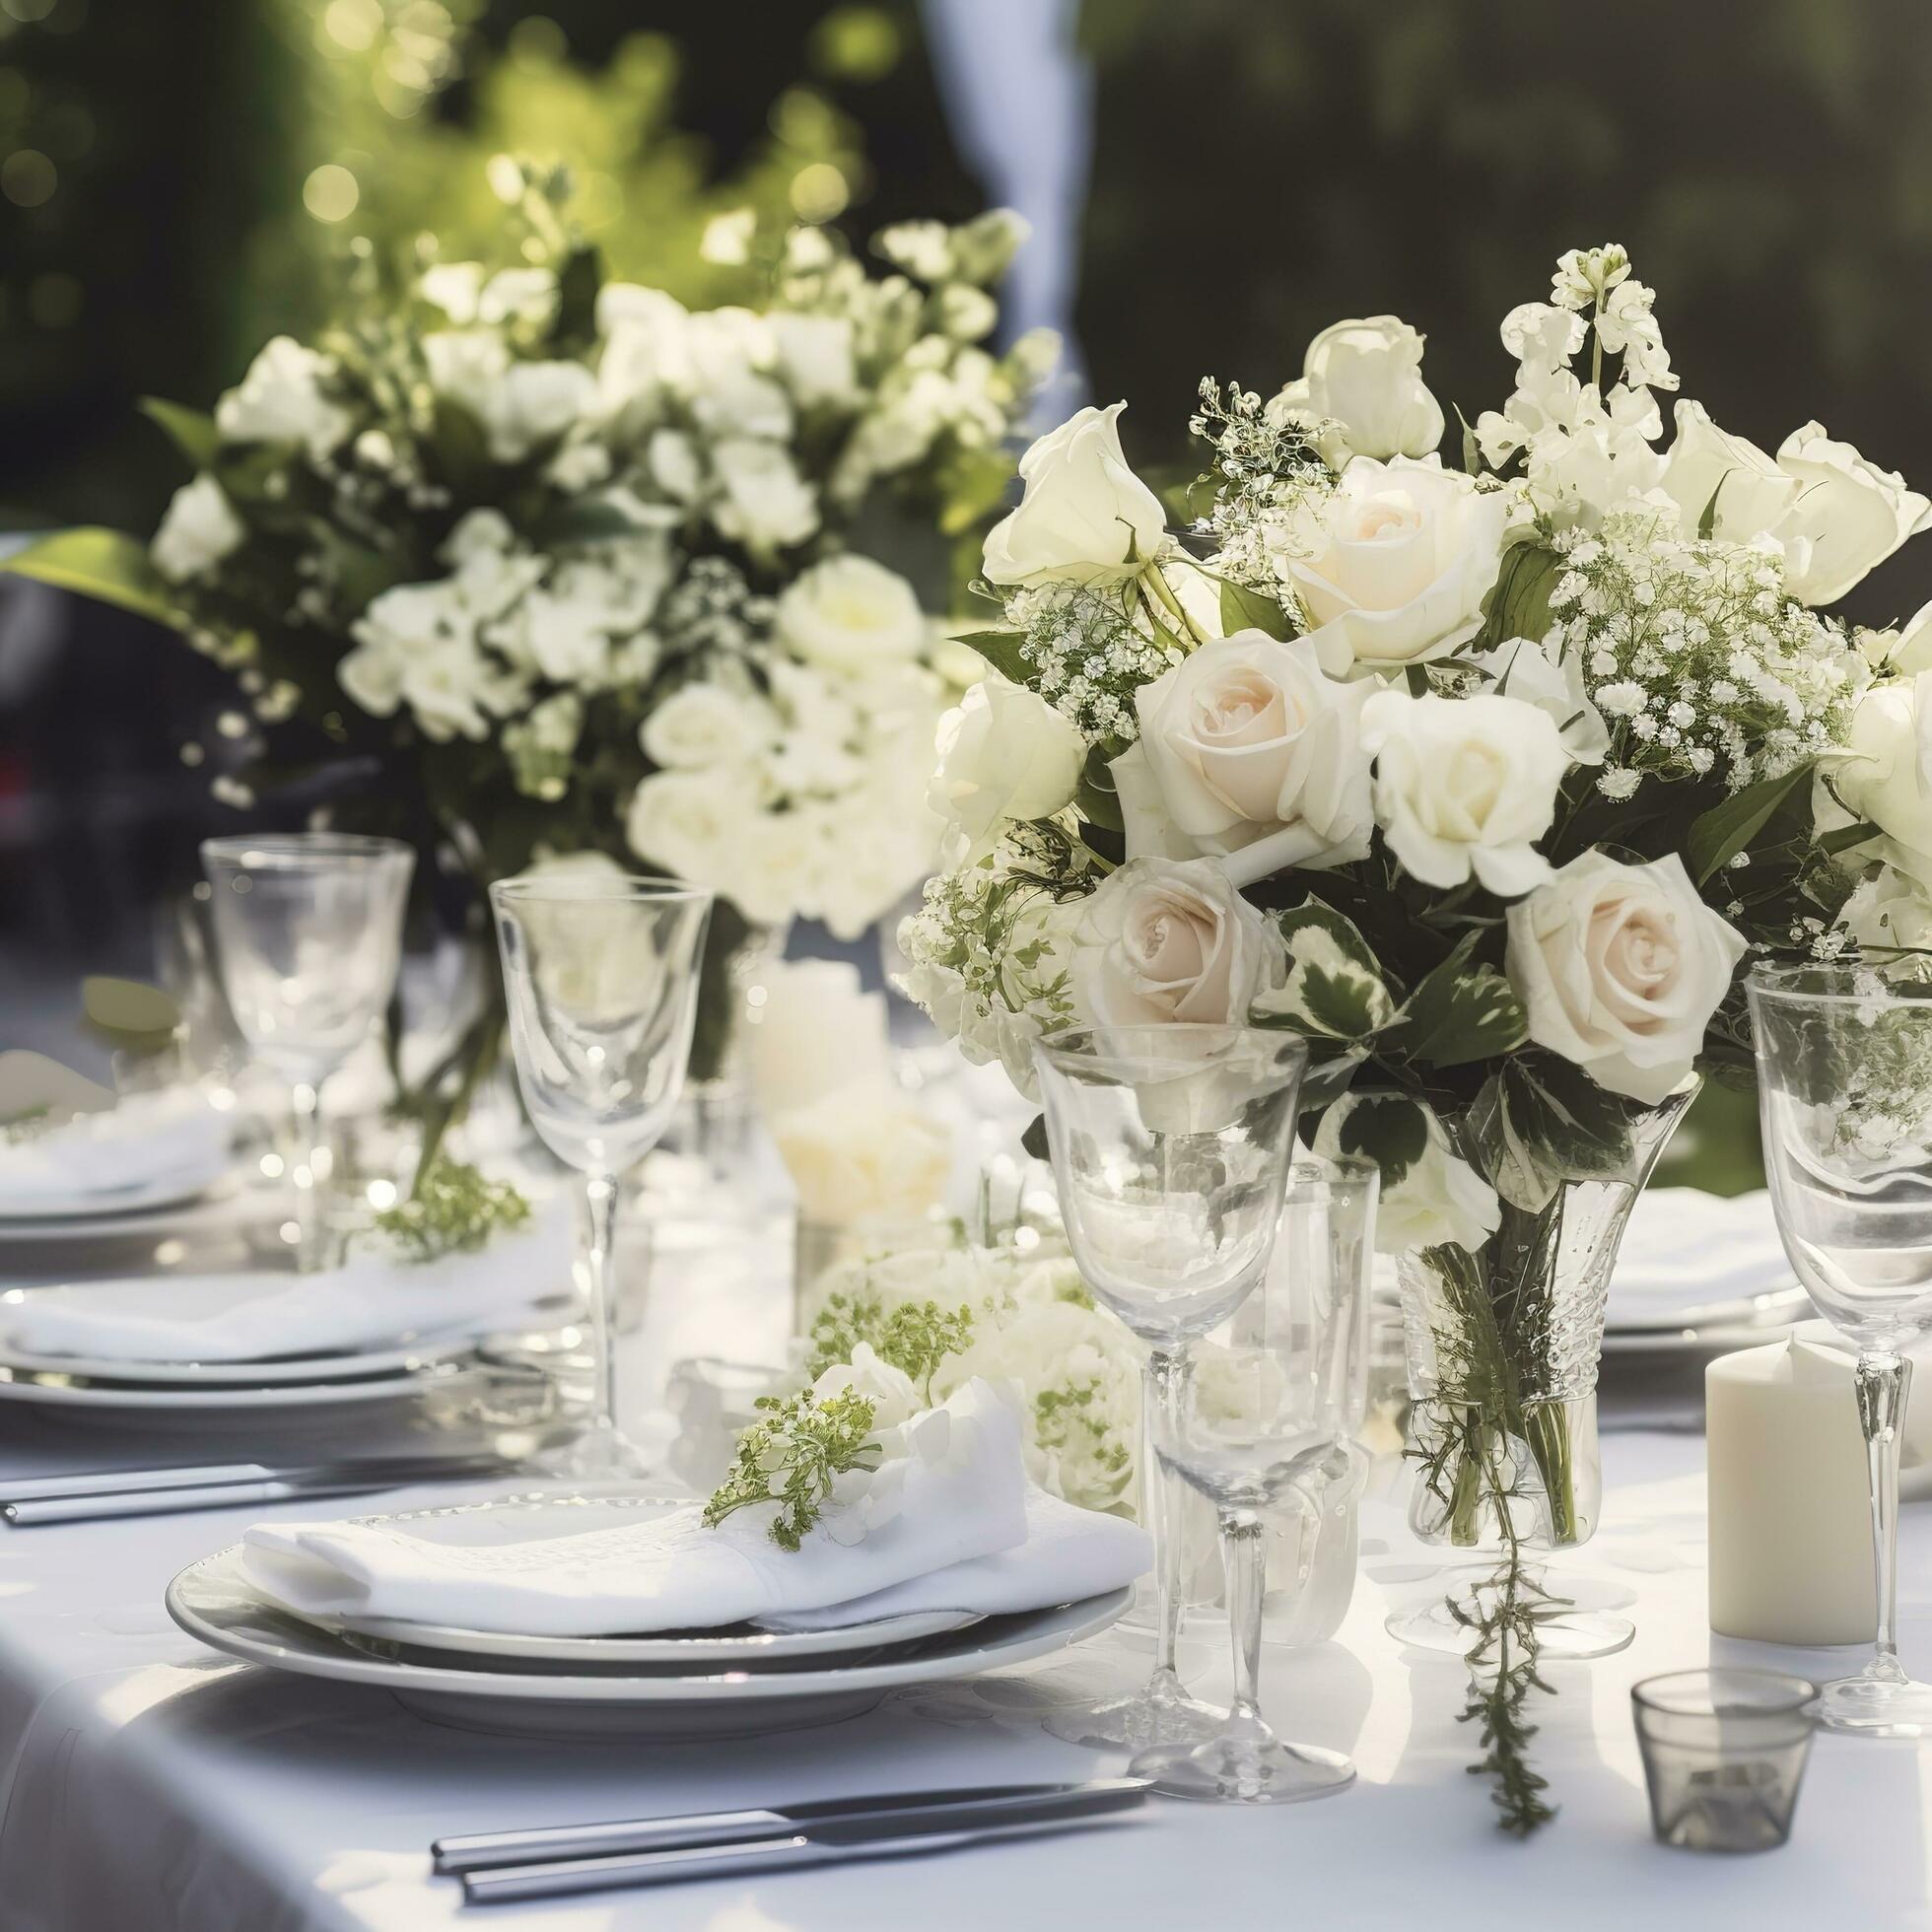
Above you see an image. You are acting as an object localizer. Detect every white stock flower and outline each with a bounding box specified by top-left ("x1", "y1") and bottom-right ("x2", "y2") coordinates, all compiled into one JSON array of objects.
[
  {"x1": 812, "y1": 1344, "x2": 921, "y2": 1431},
  {"x1": 1464, "y1": 634, "x2": 1608, "y2": 765},
  {"x1": 1839, "y1": 865, "x2": 1932, "y2": 952},
  {"x1": 1505, "y1": 850, "x2": 1747, "y2": 1103},
  {"x1": 774, "y1": 1084, "x2": 951, "y2": 1228},
  {"x1": 1313, "y1": 1094, "x2": 1499, "y2": 1254},
  {"x1": 151, "y1": 475, "x2": 244, "y2": 583},
  {"x1": 1820, "y1": 672, "x2": 1932, "y2": 890},
  {"x1": 930, "y1": 677, "x2": 1085, "y2": 860},
  {"x1": 1122, "y1": 629, "x2": 1374, "y2": 884},
  {"x1": 1360, "y1": 689, "x2": 1568, "y2": 895},
  {"x1": 1285, "y1": 457, "x2": 1509, "y2": 673},
  {"x1": 215, "y1": 336, "x2": 352, "y2": 460},
  {"x1": 775, "y1": 555, "x2": 926, "y2": 672},
  {"x1": 982, "y1": 402, "x2": 1168, "y2": 589},
  {"x1": 1659, "y1": 401, "x2": 1800, "y2": 544},
  {"x1": 642, "y1": 681, "x2": 774, "y2": 771},
  {"x1": 1273, "y1": 316, "x2": 1445, "y2": 464},
  {"x1": 768, "y1": 310, "x2": 858, "y2": 407},
  {"x1": 1769, "y1": 423, "x2": 1932, "y2": 606},
  {"x1": 481, "y1": 361, "x2": 598, "y2": 462},
  {"x1": 1073, "y1": 856, "x2": 1286, "y2": 1026},
  {"x1": 711, "y1": 438, "x2": 818, "y2": 551},
  {"x1": 1888, "y1": 601, "x2": 1932, "y2": 676}
]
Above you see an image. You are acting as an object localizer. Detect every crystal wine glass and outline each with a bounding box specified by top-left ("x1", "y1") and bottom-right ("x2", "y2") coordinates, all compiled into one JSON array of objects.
[
  {"x1": 1750, "y1": 959, "x2": 1932, "y2": 1737},
  {"x1": 1130, "y1": 1170, "x2": 1373, "y2": 1800},
  {"x1": 492, "y1": 871, "x2": 712, "y2": 1478},
  {"x1": 1031, "y1": 1022, "x2": 1308, "y2": 1750},
  {"x1": 201, "y1": 833, "x2": 413, "y2": 1271}
]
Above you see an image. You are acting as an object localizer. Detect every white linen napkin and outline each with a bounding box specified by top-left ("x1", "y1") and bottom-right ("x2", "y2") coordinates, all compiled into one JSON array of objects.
[
  {"x1": 242, "y1": 1379, "x2": 1036, "y2": 1636},
  {"x1": 0, "y1": 1087, "x2": 234, "y2": 1208},
  {"x1": 0, "y1": 1202, "x2": 575, "y2": 1363},
  {"x1": 1609, "y1": 1187, "x2": 1793, "y2": 1326}
]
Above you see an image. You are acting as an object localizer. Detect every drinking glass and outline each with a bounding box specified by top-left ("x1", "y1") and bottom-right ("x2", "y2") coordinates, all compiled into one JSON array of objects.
[
  {"x1": 1750, "y1": 959, "x2": 1932, "y2": 1736},
  {"x1": 1133, "y1": 1158, "x2": 1373, "y2": 1801},
  {"x1": 1632, "y1": 1669, "x2": 1817, "y2": 1852},
  {"x1": 1031, "y1": 1022, "x2": 1307, "y2": 1750},
  {"x1": 492, "y1": 872, "x2": 712, "y2": 1478},
  {"x1": 201, "y1": 833, "x2": 413, "y2": 1270}
]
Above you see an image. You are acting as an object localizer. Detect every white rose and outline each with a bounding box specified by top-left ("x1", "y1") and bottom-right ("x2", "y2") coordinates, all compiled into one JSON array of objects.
[
  {"x1": 775, "y1": 1084, "x2": 951, "y2": 1229},
  {"x1": 479, "y1": 361, "x2": 598, "y2": 462},
  {"x1": 710, "y1": 438, "x2": 818, "y2": 551},
  {"x1": 150, "y1": 475, "x2": 244, "y2": 583},
  {"x1": 1313, "y1": 1093, "x2": 1499, "y2": 1255},
  {"x1": 625, "y1": 765, "x2": 756, "y2": 886},
  {"x1": 1122, "y1": 629, "x2": 1374, "y2": 886},
  {"x1": 1285, "y1": 456, "x2": 1509, "y2": 674},
  {"x1": 1659, "y1": 400, "x2": 1800, "y2": 543},
  {"x1": 1839, "y1": 865, "x2": 1932, "y2": 952},
  {"x1": 1505, "y1": 850, "x2": 1748, "y2": 1103},
  {"x1": 982, "y1": 402, "x2": 1167, "y2": 589},
  {"x1": 1360, "y1": 689, "x2": 1568, "y2": 895},
  {"x1": 1821, "y1": 672, "x2": 1932, "y2": 889},
  {"x1": 642, "y1": 682, "x2": 774, "y2": 772},
  {"x1": 1883, "y1": 599, "x2": 1932, "y2": 676},
  {"x1": 1073, "y1": 856, "x2": 1286, "y2": 1026},
  {"x1": 1770, "y1": 422, "x2": 1932, "y2": 606},
  {"x1": 1272, "y1": 316, "x2": 1444, "y2": 465},
  {"x1": 931, "y1": 678, "x2": 1085, "y2": 860},
  {"x1": 775, "y1": 555, "x2": 926, "y2": 672},
  {"x1": 214, "y1": 336, "x2": 352, "y2": 461},
  {"x1": 1464, "y1": 634, "x2": 1608, "y2": 766},
  {"x1": 768, "y1": 310, "x2": 858, "y2": 408}
]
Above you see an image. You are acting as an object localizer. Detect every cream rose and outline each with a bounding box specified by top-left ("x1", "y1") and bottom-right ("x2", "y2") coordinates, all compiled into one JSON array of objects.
[
  {"x1": 930, "y1": 677, "x2": 1085, "y2": 860},
  {"x1": 982, "y1": 402, "x2": 1168, "y2": 589},
  {"x1": 1073, "y1": 857, "x2": 1285, "y2": 1027},
  {"x1": 1360, "y1": 689, "x2": 1568, "y2": 895},
  {"x1": 1659, "y1": 400, "x2": 1800, "y2": 543},
  {"x1": 641, "y1": 682, "x2": 773, "y2": 771},
  {"x1": 774, "y1": 555, "x2": 926, "y2": 672},
  {"x1": 1770, "y1": 422, "x2": 1932, "y2": 606},
  {"x1": 1121, "y1": 630, "x2": 1373, "y2": 886},
  {"x1": 1820, "y1": 672, "x2": 1932, "y2": 889},
  {"x1": 151, "y1": 475, "x2": 244, "y2": 584},
  {"x1": 1285, "y1": 457, "x2": 1509, "y2": 673},
  {"x1": 1272, "y1": 315, "x2": 1445, "y2": 465},
  {"x1": 1505, "y1": 850, "x2": 1747, "y2": 1103},
  {"x1": 774, "y1": 1084, "x2": 951, "y2": 1229}
]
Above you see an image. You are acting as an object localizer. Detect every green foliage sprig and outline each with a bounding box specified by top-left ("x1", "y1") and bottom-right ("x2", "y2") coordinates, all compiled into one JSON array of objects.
[
  {"x1": 372, "y1": 1157, "x2": 530, "y2": 1263},
  {"x1": 704, "y1": 1388, "x2": 883, "y2": 1551},
  {"x1": 805, "y1": 1291, "x2": 975, "y2": 1403}
]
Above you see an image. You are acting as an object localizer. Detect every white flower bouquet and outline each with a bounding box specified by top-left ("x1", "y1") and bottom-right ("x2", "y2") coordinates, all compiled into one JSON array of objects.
[
  {"x1": 11, "y1": 171, "x2": 1055, "y2": 1086},
  {"x1": 899, "y1": 243, "x2": 1932, "y2": 1828}
]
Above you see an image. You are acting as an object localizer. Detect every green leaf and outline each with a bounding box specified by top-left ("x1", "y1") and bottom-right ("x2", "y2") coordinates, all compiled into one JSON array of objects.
[
  {"x1": 1482, "y1": 540, "x2": 1563, "y2": 649},
  {"x1": 1073, "y1": 745, "x2": 1125, "y2": 834},
  {"x1": 550, "y1": 243, "x2": 602, "y2": 353},
  {"x1": 1251, "y1": 899, "x2": 1395, "y2": 1043},
  {"x1": 1695, "y1": 475, "x2": 1726, "y2": 542},
  {"x1": 952, "y1": 628, "x2": 1033, "y2": 686},
  {"x1": 533, "y1": 498, "x2": 649, "y2": 547},
  {"x1": 1685, "y1": 761, "x2": 1815, "y2": 885},
  {"x1": 1323, "y1": 1090, "x2": 1430, "y2": 1192},
  {"x1": 1390, "y1": 933, "x2": 1528, "y2": 1068},
  {"x1": 1468, "y1": 1057, "x2": 1644, "y2": 1213},
  {"x1": 2, "y1": 527, "x2": 180, "y2": 629},
  {"x1": 1454, "y1": 401, "x2": 1484, "y2": 478},
  {"x1": 428, "y1": 395, "x2": 495, "y2": 500},
  {"x1": 937, "y1": 446, "x2": 1015, "y2": 536},
  {"x1": 1020, "y1": 1113, "x2": 1051, "y2": 1162},
  {"x1": 139, "y1": 398, "x2": 219, "y2": 471},
  {"x1": 1219, "y1": 579, "x2": 1291, "y2": 641}
]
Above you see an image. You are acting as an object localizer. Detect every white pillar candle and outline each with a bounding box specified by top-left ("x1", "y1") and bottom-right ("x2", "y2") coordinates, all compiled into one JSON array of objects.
[{"x1": 744, "y1": 959, "x2": 891, "y2": 1118}]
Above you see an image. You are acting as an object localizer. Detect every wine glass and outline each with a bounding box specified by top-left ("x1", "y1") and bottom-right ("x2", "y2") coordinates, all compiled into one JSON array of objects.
[
  {"x1": 1749, "y1": 959, "x2": 1932, "y2": 1737},
  {"x1": 201, "y1": 833, "x2": 413, "y2": 1271},
  {"x1": 491, "y1": 871, "x2": 712, "y2": 1478},
  {"x1": 1130, "y1": 1164, "x2": 1374, "y2": 1801},
  {"x1": 1031, "y1": 1022, "x2": 1308, "y2": 1750}
]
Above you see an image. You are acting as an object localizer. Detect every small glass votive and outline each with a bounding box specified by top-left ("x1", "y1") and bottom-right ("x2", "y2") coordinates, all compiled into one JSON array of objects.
[{"x1": 1631, "y1": 1669, "x2": 1817, "y2": 1853}]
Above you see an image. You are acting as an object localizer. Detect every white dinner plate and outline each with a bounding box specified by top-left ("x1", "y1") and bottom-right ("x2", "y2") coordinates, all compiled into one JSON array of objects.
[
  {"x1": 0, "y1": 1168, "x2": 232, "y2": 1225},
  {"x1": 293, "y1": 1492, "x2": 987, "y2": 1664},
  {"x1": 0, "y1": 1358, "x2": 464, "y2": 1429},
  {"x1": 167, "y1": 1543, "x2": 1132, "y2": 1742}
]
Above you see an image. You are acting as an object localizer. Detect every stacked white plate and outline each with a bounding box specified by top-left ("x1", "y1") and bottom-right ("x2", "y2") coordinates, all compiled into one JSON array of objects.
[{"x1": 167, "y1": 1490, "x2": 1132, "y2": 1741}]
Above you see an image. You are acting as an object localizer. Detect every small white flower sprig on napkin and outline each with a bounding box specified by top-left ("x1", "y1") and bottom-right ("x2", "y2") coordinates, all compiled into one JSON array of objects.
[{"x1": 365, "y1": 1157, "x2": 532, "y2": 1264}]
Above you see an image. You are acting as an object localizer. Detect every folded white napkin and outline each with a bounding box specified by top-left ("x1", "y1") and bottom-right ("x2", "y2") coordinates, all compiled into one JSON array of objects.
[
  {"x1": 0, "y1": 1202, "x2": 575, "y2": 1364},
  {"x1": 0, "y1": 1087, "x2": 234, "y2": 1208},
  {"x1": 1610, "y1": 1187, "x2": 1793, "y2": 1325},
  {"x1": 242, "y1": 1379, "x2": 1037, "y2": 1636}
]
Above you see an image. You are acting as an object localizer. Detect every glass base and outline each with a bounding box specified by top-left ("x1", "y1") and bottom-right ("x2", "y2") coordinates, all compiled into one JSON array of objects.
[
  {"x1": 1817, "y1": 1666, "x2": 1932, "y2": 1738},
  {"x1": 1132, "y1": 1730, "x2": 1354, "y2": 1805},
  {"x1": 540, "y1": 1420, "x2": 655, "y2": 1482},
  {"x1": 1041, "y1": 1669, "x2": 1222, "y2": 1751},
  {"x1": 1386, "y1": 1582, "x2": 1633, "y2": 1660}
]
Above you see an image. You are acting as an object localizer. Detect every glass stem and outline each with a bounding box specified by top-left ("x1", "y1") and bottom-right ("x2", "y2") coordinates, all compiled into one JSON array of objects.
[
  {"x1": 1855, "y1": 1349, "x2": 1911, "y2": 1683},
  {"x1": 585, "y1": 1173, "x2": 620, "y2": 1439},
  {"x1": 290, "y1": 1078, "x2": 326, "y2": 1274},
  {"x1": 1221, "y1": 1506, "x2": 1270, "y2": 1738},
  {"x1": 1145, "y1": 1344, "x2": 1195, "y2": 1690}
]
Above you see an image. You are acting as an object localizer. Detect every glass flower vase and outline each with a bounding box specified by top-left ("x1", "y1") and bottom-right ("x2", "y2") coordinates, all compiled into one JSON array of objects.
[{"x1": 1387, "y1": 1080, "x2": 1696, "y2": 1656}]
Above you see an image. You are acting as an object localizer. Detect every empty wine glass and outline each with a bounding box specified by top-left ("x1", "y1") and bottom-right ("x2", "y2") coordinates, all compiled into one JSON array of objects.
[
  {"x1": 1031, "y1": 1022, "x2": 1308, "y2": 1751},
  {"x1": 1750, "y1": 959, "x2": 1932, "y2": 1737},
  {"x1": 1131, "y1": 1193, "x2": 1372, "y2": 1801},
  {"x1": 201, "y1": 833, "x2": 413, "y2": 1270},
  {"x1": 492, "y1": 871, "x2": 712, "y2": 1478}
]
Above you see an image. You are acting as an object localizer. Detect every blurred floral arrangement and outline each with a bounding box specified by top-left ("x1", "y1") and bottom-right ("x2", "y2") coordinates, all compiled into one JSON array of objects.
[
  {"x1": 899, "y1": 242, "x2": 1932, "y2": 1828},
  {"x1": 8, "y1": 172, "x2": 1053, "y2": 1090}
]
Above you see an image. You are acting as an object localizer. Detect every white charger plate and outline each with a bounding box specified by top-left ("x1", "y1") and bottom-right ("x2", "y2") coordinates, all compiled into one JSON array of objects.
[
  {"x1": 0, "y1": 1167, "x2": 232, "y2": 1225},
  {"x1": 167, "y1": 1543, "x2": 1132, "y2": 1742}
]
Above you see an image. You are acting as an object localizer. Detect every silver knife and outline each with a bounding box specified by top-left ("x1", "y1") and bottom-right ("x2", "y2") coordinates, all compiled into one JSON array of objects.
[
  {"x1": 435, "y1": 1777, "x2": 1149, "y2": 1876},
  {"x1": 0, "y1": 1463, "x2": 279, "y2": 1502},
  {"x1": 460, "y1": 1815, "x2": 1138, "y2": 1904}
]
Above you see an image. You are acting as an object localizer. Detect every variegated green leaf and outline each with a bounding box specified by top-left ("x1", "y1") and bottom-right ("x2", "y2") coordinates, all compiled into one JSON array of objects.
[
  {"x1": 1252, "y1": 900, "x2": 1394, "y2": 1043},
  {"x1": 1390, "y1": 934, "x2": 1527, "y2": 1068}
]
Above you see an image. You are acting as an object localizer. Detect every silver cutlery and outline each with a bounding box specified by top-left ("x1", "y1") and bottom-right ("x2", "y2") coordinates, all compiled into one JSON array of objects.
[{"x1": 434, "y1": 1776, "x2": 1149, "y2": 1877}]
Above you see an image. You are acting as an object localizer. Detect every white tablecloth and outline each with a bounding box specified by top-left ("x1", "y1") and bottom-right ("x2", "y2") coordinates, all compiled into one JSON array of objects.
[{"x1": 0, "y1": 1396, "x2": 1928, "y2": 1930}]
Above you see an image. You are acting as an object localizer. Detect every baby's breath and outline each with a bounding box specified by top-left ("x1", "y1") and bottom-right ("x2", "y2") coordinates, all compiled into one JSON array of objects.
[{"x1": 703, "y1": 1387, "x2": 882, "y2": 1552}]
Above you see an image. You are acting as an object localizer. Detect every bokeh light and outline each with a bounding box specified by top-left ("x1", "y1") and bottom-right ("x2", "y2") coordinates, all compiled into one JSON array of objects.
[
  {"x1": 0, "y1": 146, "x2": 54, "y2": 206},
  {"x1": 303, "y1": 162, "x2": 360, "y2": 222}
]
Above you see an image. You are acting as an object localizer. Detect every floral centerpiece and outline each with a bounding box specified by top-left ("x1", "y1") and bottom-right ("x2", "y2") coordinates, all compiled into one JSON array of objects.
[
  {"x1": 900, "y1": 243, "x2": 1932, "y2": 1828},
  {"x1": 10, "y1": 169, "x2": 1054, "y2": 1115}
]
